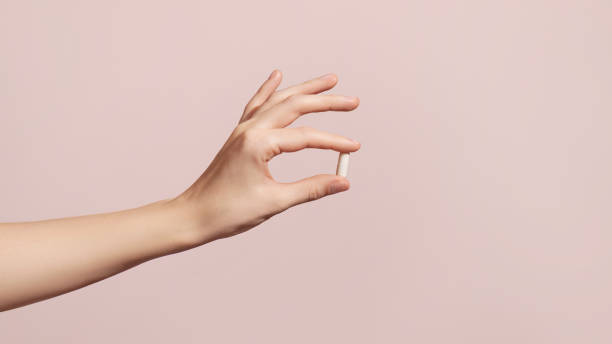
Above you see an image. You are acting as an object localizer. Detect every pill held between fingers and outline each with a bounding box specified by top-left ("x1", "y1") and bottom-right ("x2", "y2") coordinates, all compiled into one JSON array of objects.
[{"x1": 336, "y1": 153, "x2": 350, "y2": 177}]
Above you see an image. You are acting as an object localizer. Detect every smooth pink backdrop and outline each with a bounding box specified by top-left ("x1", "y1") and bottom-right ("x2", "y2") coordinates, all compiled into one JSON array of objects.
[{"x1": 1, "y1": 1, "x2": 612, "y2": 343}]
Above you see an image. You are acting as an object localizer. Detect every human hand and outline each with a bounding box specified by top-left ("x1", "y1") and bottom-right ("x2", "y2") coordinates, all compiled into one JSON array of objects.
[
  {"x1": 174, "y1": 70, "x2": 361, "y2": 244},
  {"x1": 0, "y1": 70, "x2": 360, "y2": 310}
]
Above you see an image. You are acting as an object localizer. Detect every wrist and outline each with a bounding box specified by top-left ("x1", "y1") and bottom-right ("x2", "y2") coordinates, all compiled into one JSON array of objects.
[
  {"x1": 158, "y1": 196, "x2": 218, "y2": 251},
  {"x1": 119, "y1": 198, "x2": 205, "y2": 262}
]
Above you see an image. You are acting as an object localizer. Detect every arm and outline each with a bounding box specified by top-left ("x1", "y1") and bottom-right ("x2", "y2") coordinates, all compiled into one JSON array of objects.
[{"x1": 0, "y1": 70, "x2": 361, "y2": 311}]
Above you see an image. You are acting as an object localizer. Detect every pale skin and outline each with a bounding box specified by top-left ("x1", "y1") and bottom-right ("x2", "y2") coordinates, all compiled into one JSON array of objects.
[{"x1": 0, "y1": 70, "x2": 361, "y2": 311}]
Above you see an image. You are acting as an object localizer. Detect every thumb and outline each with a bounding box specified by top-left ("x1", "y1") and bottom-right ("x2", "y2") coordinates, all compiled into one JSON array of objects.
[{"x1": 279, "y1": 174, "x2": 350, "y2": 209}]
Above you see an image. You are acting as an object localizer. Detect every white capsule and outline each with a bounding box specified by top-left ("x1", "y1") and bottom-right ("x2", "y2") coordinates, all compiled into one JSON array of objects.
[{"x1": 336, "y1": 152, "x2": 350, "y2": 177}]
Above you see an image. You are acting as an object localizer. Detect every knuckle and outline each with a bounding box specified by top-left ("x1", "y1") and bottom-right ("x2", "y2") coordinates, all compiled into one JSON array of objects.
[
  {"x1": 268, "y1": 92, "x2": 283, "y2": 104},
  {"x1": 306, "y1": 185, "x2": 324, "y2": 202},
  {"x1": 297, "y1": 126, "x2": 312, "y2": 135},
  {"x1": 239, "y1": 128, "x2": 277, "y2": 156},
  {"x1": 269, "y1": 187, "x2": 290, "y2": 213},
  {"x1": 233, "y1": 122, "x2": 250, "y2": 136},
  {"x1": 285, "y1": 93, "x2": 303, "y2": 105},
  {"x1": 239, "y1": 128, "x2": 261, "y2": 150},
  {"x1": 261, "y1": 134, "x2": 277, "y2": 154}
]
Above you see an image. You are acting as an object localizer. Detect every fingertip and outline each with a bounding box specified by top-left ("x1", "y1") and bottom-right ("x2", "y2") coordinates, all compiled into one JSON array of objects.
[
  {"x1": 329, "y1": 176, "x2": 350, "y2": 194},
  {"x1": 328, "y1": 73, "x2": 338, "y2": 85},
  {"x1": 321, "y1": 73, "x2": 338, "y2": 83},
  {"x1": 341, "y1": 96, "x2": 360, "y2": 108},
  {"x1": 269, "y1": 69, "x2": 282, "y2": 80},
  {"x1": 344, "y1": 140, "x2": 360, "y2": 152},
  {"x1": 340, "y1": 176, "x2": 350, "y2": 188}
]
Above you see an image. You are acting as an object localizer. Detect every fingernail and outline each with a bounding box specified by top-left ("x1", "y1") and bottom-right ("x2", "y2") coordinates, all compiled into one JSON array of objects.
[
  {"x1": 344, "y1": 136, "x2": 359, "y2": 144},
  {"x1": 268, "y1": 70, "x2": 279, "y2": 79},
  {"x1": 343, "y1": 95, "x2": 357, "y2": 102},
  {"x1": 320, "y1": 73, "x2": 336, "y2": 81}
]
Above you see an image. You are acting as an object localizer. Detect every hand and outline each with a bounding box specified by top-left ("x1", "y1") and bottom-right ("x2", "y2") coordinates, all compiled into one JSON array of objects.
[
  {"x1": 0, "y1": 70, "x2": 360, "y2": 310},
  {"x1": 174, "y1": 70, "x2": 361, "y2": 244}
]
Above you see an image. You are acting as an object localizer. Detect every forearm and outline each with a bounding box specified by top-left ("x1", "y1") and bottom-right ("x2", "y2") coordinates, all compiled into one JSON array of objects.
[{"x1": 0, "y1": 198, "x2": 200, "y2": 311}]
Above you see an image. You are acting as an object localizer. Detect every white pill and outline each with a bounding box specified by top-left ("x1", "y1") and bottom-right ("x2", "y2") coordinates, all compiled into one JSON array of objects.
[{"x1": 336, "y1": 152, "x2": 350, "y2": 177}]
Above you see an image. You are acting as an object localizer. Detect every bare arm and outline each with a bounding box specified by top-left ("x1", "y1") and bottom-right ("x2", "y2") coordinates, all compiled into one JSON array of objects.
[{"x1": 0, "y1": 70, "x2": 361, "y2": 311}]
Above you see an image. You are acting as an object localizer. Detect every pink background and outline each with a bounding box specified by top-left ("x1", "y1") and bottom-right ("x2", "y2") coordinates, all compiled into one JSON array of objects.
[{"x1": 1, "y1": 1, "x2": 612, "y2": 343}]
